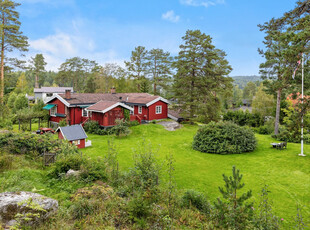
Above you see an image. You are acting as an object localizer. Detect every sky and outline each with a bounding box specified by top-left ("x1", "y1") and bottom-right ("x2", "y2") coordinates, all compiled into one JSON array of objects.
[{"x1": 17, "y1": 0, "x2": 298, "y2": 76}]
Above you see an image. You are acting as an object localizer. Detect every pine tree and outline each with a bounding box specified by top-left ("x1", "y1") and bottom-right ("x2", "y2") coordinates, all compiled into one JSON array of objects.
[
  {"x1": 30, "y1": 54, "x2": 47, "y2": 88},
  {"x1": 125, "y1": 46, "x2": 149, "y2": 92},
  {"x1": 0, "y1": 0, "x2": 29, "y2": 103},
  {"x1": 214, "y1": 166, "x2": 253, "y2": 229},
  {"x1": 258, "y1": 0, "x2": 310, "y2": 135},
  {"x1": 173, "y1": 30, "x2": 232, "y2": 122},
  {"x1": 147, "y1": 48, "x2": 173, "y2": 95}
]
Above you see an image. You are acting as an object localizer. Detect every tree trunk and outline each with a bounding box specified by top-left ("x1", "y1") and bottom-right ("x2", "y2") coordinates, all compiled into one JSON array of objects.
[
  {"x1": 35, "y1": 73, "x2": 39, "y2": 88},
  {"x1": 274, "y1": 88, "x2": 282, "y2": 135},
  {"x1": 0, "y1": 15, "x2": 5, "y2": 103}
]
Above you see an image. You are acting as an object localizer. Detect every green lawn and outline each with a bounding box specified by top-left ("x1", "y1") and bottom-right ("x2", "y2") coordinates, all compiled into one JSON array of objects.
[{"x1": 83, "y1": 124, "x2": 310, "y2": 225}]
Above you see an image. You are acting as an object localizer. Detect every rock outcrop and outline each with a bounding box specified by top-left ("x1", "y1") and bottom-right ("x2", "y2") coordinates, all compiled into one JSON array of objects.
[{"x1": 0, "y1": 191, "x2": 58, "y2": 229}]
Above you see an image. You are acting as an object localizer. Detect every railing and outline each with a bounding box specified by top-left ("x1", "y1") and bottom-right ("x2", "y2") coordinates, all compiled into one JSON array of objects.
[{"x1": 81, "y1": 117, "x2": 90, "y2": 126}]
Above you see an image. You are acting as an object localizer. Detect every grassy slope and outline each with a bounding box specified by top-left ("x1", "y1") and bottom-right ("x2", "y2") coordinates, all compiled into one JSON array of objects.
[{"x1": 83, "y1": 124, "x2": 310, "y2": 224}]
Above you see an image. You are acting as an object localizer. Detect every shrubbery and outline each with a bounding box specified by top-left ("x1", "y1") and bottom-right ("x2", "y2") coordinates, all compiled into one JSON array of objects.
[
  {"x1": 84, "y1": 119, "x2": 131, "y2": 136},
  {"x1": 193, "y1": 121, "x2": 257, "y2": 154},
  {"x1": 223, "y1": 110, "x2": 264, "y2": 127},
  {"x1": 0, "y1": 132, "x2": 78, "y2": 155}
]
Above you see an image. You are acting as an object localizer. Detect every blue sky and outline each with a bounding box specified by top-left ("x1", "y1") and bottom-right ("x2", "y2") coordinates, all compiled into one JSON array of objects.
[{"x1": 18, "y1": 0, "x2": 297, "y2": 76}]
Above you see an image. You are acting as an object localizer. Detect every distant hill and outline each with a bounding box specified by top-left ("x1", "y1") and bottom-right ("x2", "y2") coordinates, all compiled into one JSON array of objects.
[{"x1": 230, "y1": 75, "x2": 262, "y2": 89}]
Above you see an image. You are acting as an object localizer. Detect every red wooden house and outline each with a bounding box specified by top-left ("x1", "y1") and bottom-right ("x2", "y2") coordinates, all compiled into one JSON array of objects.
[{"x1": 44, "y1": 89, "x2": 169, "y2": 127}]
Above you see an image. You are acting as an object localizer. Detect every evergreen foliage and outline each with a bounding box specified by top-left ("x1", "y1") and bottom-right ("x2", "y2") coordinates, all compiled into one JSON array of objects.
[
  {"x1": 223, "y1": 110, "x2": 264, "y2": 127},
  {"x1": 192, "y1": 121, "x2": 257, "y2": 154},
  {"x1": 0, "y1": 0, "x2": 29, "y2": 102},
  {"x1": 14, "y1": 94, "x2": 28, "y2": 111},
  {"x1": 173, "y1": 29, "x2": 233, "y2": 122},
  {"x1": 29, "y1": 54, "x2": 47, "y2": 88},
  {"x1": 214, "y1": 166, "x2": 254, "y2": 229}
]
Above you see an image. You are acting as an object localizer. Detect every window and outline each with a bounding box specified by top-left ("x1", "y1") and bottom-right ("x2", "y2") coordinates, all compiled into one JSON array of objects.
[
  {"x1": 73, "y1": 140, "x2": 80, "y2": 145},
  {"x1": 138, "y1": 106, "x2": 142, "y2": 114},
  {"x1": 50, "y1": 106, "x2": 57, "y2": 116},
  {"x1": 155, "y1": 105, "x2": 162, "y2": 114},
  {"x1": 82, "y1": 108, "x2": 88, "y2": 117},
  {"x1": 128, "y1": 105, "x2": 134, "y2": 115}
]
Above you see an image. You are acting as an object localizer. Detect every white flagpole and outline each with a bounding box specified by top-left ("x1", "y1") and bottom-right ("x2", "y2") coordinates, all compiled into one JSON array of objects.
[{"x1": 299, "y1": 53, "x2": 306, "y2": 157}]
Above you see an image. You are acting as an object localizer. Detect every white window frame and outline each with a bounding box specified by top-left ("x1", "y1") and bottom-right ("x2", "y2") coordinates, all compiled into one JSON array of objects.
[
  {"x1": 129, "y1": 105, "x2": 134, "y2": 115},
  {"x1": 82, "y1": 108, "x2": 88, "y2": 117},
  {"x1": 138, "y1": 106, "x2": 142, "y2": 114},
  {"x1": 73, "y1": 140, "x2": 80, "y2": 145},
  {"x1": 50, "y1": 106, "x2": 57, "y2": 116},
  {"x1": 155, "y1": 105, "x2": 162, "y2": 114}
]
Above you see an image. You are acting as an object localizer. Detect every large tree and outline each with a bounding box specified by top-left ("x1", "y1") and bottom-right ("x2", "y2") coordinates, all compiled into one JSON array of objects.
[
  {"x1": 125, "y1": 46, "x2": 149, "y2": 92},
  {"x1": 147, "y1": 48, "x2": 173, "y2": 95},
  {"x1": 258, "y1": 0, "x2": 310, "y2": 135},
  {"x1": 173, "y1": 30, "x2": 233, "y2": 122},
  {"x1": 30, "y1": 54, "x2": 47, "y2": 88},
  {"x1": 0, "y1": 0, "x2": 28, "y2": 102},
  {"x1": 56, "y1": 57, "x2": 98, "y2": 92}
]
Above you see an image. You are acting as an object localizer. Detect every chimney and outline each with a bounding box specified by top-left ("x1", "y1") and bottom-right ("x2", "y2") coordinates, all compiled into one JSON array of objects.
[
  {"x1": 65, "y1": 89, "x2": 71, "y2": 99},
  {"x1": 110, "y1": 87, "x2": 116, "y2": 94}
]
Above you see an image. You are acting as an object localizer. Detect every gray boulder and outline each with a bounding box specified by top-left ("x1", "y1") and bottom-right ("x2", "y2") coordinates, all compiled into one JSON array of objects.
[
  {"x1": 158, "y1": 121, "x2": 182, "y2": 131},
  {"x1": 0, "y1": 191, "x2": 58, "y2": 229}
]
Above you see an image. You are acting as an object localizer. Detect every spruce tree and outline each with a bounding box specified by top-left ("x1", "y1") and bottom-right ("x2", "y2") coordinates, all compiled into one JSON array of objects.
[
  {"x1": 0, "y1": 0, "x2": 28, "y2": 103},
  {"x1": 173, "y1": 30, "x2": 232, "y2": 122}
]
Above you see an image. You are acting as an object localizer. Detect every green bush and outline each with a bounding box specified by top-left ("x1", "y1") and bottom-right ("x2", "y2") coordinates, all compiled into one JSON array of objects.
[
  {"x1": 192, "y1": 121, "x2": 257, "y2": 154},
  {"x1": 181, "y1": 190, "x2": 210, "y2": 215},
  {"x1": 48, "y1": 155, "x2": 107, "y2": 182},
  {"x1": 256, "y1": 125, "x2": 273, "y2": 135},
  {"x1": 58, "y1": 119, "x2": 68, "y2": 127},
  {"x1": 83, "y1": 120, "x2": 100, "y2": 133},
  {"x1": 110, "y1": 119, "x2": 131, "y2": 137},
  {"x1": 128, "y1": 120, "x2": 140, "y2": 127},
  {"x1": 223, "y1": 110, "x2": 263, "y2": 127}
]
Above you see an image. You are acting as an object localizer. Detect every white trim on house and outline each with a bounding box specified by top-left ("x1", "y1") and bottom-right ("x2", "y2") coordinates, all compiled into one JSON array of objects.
[
  {"x1": 146, "y1": 97, "x2": 169, "y2": 107},
  {"x1": 86, "y1": 102, "x2": 134, "y2": 114},
  {"x1": 82, "y1": 108, "x2": 88, "y2": 117},
  {"x1": 45, "y1": 94, "x2": 71, "y2": 107},
  {"x1": 56, "y1": 127, "x2": 67, "y2": 140}
]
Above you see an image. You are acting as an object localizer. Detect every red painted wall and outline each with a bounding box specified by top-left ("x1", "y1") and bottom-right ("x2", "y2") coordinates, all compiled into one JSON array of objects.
[
  {"x1": 90, "y1": 106, "x2": 125, "y2": 126},
  {"x1": 134, "y1": 105, "x2": 148, "y2": 120},
  {"x1": 48, "y1": 98, "x2": 67, "y2": 124},
  {"x1": 69, "y1": 139, "x2": 85, "y2": 149},
  {"x1": 69, "y1": 107, "x2": 83, "y2": 125},
  {"x1": 58, "y1": 131, "x2": 64, "y2": 139},
  {"x1": 148, "y1": 101, "x2": 168, "y2": 120}
]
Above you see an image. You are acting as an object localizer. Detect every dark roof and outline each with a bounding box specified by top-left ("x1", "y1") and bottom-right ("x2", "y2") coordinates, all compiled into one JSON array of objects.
[
  {"x1": 34, "y1": 87, "x2": 73, "y2": 93},
  {"x1": 57, "y1": 124, "x2": 87, "y2": 141},
  {"x1": 57, "y1": 93, "x2": 162, "y2": 106}
]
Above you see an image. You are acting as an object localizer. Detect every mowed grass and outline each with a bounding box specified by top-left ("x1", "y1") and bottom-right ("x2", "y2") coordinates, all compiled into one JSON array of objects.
[{"x1": 83, "y1": 124, "x2": 310, "y2": 224}]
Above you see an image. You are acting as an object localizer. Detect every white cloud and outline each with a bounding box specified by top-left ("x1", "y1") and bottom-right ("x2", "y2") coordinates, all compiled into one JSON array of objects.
[
  {"x1": 162, "y1": 10, "x2": 180, "y2": 23},
  {"x1": 180, "y1": 0, "x2": 225, "y2": 8}
]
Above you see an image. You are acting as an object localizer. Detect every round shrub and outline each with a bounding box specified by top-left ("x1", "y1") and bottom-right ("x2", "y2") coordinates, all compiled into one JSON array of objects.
[{"x1": 192, "y1": 121, "x2": 257, "y2": 154}]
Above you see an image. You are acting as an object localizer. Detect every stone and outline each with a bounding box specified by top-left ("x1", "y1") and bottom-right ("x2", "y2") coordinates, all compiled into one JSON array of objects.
[
  {"x1": 0, "y1": 192, "x2": 58, "y2": 229},
  {"x1": 158, "y1": 121, "x2": 182, "y2": 131},
  {"x1": 66, "y1": 169, "x2": 80, "y2": 177}
]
